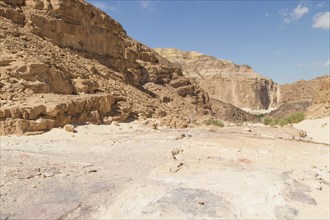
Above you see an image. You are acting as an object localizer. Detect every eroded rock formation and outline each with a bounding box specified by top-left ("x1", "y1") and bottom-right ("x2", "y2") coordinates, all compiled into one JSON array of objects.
[
  {"x1": 0, "y1": 0, "x2": 209, "y2": 135},
  {"x1": 277, "y1": 76, "x2": 330, "y2": 119},
  {"x1": 0, "y1": 0, "x2": 256, "y2": 135},
  {"x1": 154, "y1": 48, "x2": 280, "y2": 110}
]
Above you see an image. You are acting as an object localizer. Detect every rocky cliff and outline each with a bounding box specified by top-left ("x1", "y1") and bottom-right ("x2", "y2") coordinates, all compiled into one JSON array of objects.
[
  {"x1": 275, "y1": 76, "x2": 330, "y2": 119},
  {"x1": 0, "y1": 0, "x2": 256, "y2": 135},
  {"x1": 0, "y1": 0, "x2": 209, "y2": 135},
  {"x1": 308, "y1": 76, "x2": 330, "y2": 118},
  {"x1": 280, "y1": 76, "x2": 329, "y2": 104},
  {"x1": 154, "y1": 48, "x2": 280, "y2": 110}
]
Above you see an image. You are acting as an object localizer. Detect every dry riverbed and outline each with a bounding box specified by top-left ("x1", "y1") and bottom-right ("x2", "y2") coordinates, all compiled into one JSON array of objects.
[{"x1": 0, "y1": 120, "x2": 329, "y2": 219}]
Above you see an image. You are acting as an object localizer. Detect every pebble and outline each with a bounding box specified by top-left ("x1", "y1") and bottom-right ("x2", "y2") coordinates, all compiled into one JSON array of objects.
[
  {"x1": 43, "y1": 171, "x2": 55, "y2": 178},
  {"x1": 243, "y1": 128, "x2": 252, "y2": 132},
  {"x1": 112, "y1": 121, "x2": 119, "y2": 126},
  {"x1": 63, "y1": 124, "x2": 75, "y2": 132},
  {"x1": 175, "y1": 134, "x2": 186, "y2": 140},
  {"x1": 316, "y1": 186, "x2": 322, "y2": 191}
]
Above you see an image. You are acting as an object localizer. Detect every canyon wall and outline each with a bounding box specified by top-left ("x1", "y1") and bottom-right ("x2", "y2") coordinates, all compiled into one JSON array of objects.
[
  {"x1": 154, "y1": 48, "x2": 280, "y2": 110},
  {"x1": 0, "y1": 0, "x2": 214, "y2": 135}
]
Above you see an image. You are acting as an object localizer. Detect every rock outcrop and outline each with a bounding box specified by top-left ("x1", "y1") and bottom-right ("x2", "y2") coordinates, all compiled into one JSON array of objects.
[
  {"x1": 154, "y1": 48, "x2": 280, "y2": 110},
  {"x1": 277, "y1": 76, "x2": 330, "y2": 119},
  {"x1": 0, "y1": 94, "x2": 116, "y2": 135},
  {"x1": 307, "y1": 77, "x2": 330, "y2": 118},
  {"x1": 279, "y1": 76, "x2": 329, "y2": 104},
  {"x1": 0, "y1": 0, "x2": 255, "y2": 135},
  {"x1": 0, "y1": 0, "x2": 211, "y2": 135}
]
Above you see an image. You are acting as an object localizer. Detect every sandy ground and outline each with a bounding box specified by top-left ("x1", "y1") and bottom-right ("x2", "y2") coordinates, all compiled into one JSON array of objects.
[
  {"x1": 0, "y1": 120, "x2": 329, "y2": 219},
  {"x1": 294, "y1": 116, "x2": 330, "y2": 145}
]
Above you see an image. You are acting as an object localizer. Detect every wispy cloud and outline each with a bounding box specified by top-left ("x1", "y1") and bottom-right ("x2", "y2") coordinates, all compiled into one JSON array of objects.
[
  {"x1": 312, "y1": 61, "x2": 322, "y2": 68},
  {"x1": 324, "y1": 59, "x2": 330, "y2": 66},
  {"x1": 139, "y1": 0, "x2": 154, "y2": 12},
  {"x1": 279, "y1": 4, "x2": 309, "y2": 24},
  {"x1": 140, "y1": 0, "x2": 151, "y2": 8},
  {"x1": 279, "y1": 9, "x2": 290, "y2": 23},
  {"x1": 316, "y1": 2, "x2": 325, "y2": 8},
  {"x1": 293, "y1": 4, "x2": 309, "y2": 19},
  {"x1": 312, "y1": 11, "x2": 330, "y2": 29}
]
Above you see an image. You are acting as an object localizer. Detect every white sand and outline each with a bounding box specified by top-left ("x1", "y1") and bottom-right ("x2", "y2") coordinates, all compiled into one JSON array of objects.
[
  {"x1": 294, "y1": 117, "x2": 330, "y2": 144},
  {"x1": 1, "y1": 122, "x2": 329, "y2": 219}
]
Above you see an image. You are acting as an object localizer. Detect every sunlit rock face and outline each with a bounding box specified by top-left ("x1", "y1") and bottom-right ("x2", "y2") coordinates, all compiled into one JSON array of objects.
[{"x1": 155, "y1": 48, "x2": 280, "y2": 110}]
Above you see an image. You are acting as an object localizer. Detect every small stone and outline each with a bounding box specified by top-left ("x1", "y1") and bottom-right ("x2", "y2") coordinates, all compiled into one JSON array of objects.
[
  {"x1": 175, "y1": 133, "x2": 186, "y2": 140},
  {"x1": 104, "y1": 116, "x2": 113, "y2": 124},
  {"x1": 63, "y1": 124, "x2": 75, "y2": 132},
  {"x1": 152, "y1": 123, "x2": 158, "y2": 130},
  {"x1": 299, "y1": 130, "x2": 307, "y2": 137},
  {"x1": 243, "y1": 128, "x2": 252, "y2": 132},
  {"x1": 43, "y1": 171, "x2": 55, "y2": 178},
  {"x1": 170, "y1": 162, "x2": 183, "y2": 173},
  {"x1": 112, "y1": 121, "x2": 119, "y2": 126},
  {"x1": 316, "y1": 186, "x2": 322, "y2": 191},
  {"x1": 171, "y1": 147, "x2": 183, "y2": 160}
]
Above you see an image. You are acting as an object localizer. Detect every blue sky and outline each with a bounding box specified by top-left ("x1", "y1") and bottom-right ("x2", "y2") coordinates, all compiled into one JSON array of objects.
[{"x1": 86, "y1": 0, "x2": 329, "y2": 84}]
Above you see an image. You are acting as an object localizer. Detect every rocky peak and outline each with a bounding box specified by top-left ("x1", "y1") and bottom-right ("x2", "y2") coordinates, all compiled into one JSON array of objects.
[
  {"x1": 154, "y1": 48, "x2": 262, "y2": 79},
  {"x1": 155, "y1": 48, "x2": 279, "y2": 110}
]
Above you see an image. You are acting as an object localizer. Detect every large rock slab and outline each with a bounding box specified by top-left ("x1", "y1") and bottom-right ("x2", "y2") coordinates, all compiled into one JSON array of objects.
[{"x1": 0, "y1": 93, "x2": 116, "y2": 135}]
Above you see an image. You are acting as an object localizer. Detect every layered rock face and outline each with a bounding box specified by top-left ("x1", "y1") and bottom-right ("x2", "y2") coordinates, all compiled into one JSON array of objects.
[
  {"x1": 154, "y1": 48, "x2": 279, "y2": 110},
  {"x1": 0, "y1": 94, "x2": 115, "y2": 135},
  {"x1": 308, "y1": 77, "x2": 330, "y2": 118},
  {"x1": 280, "y1": 76, "x2": 329, "y2": 104},
  {"x1": 0, "y1": 0, "x2": 218, "y2": 135},
  {"x1": 1, "y1": 0, "x2": 182, "y2": 85},
  {"x1": 277, "y1": 76, "x2": 330, "y2": 119}
]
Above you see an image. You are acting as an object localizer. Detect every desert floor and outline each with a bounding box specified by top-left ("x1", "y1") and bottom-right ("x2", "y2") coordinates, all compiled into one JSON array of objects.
[
  {"x1": 293, "y1": 117, "x2": 330, "y2": 144},
  {"x1": 0, "y1": 118, "x2": 329, "y2": 219}
]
